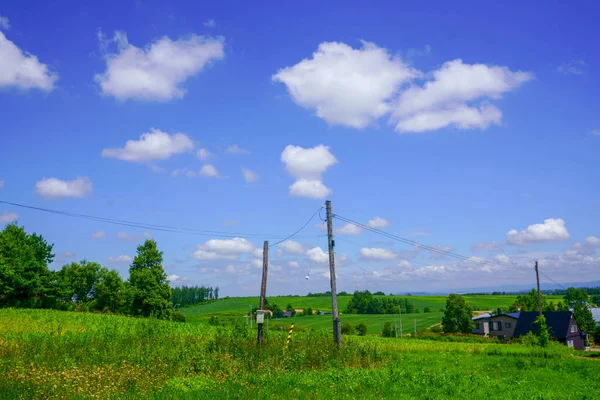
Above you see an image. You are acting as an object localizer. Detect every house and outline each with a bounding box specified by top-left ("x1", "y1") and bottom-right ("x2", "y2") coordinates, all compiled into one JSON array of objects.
[
  {"x1": 472, "y1": 313, "x2": 490, "y2": 335},
  {"x1": 487, "y1": 312, "x2": 520, "y2": 338},
  {"x1": 282, "y1": 311, "x2": 293, "y2": 318},
  {"x1": 590, "y1": 307, "x2": 600, "y2": 327},
  {"x1": 512, "y1": 311, "x2": 585, "y2": 350}
]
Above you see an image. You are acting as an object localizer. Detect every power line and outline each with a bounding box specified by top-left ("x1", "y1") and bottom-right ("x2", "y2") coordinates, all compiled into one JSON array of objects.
[
  {"x1": 0, "y1": 199, "x2": 320, "y2": 240},
  {"x1": 539, "y1": 269, "x2": 567, "y2": 290},
  {"x1": 272, "y1": 206, "x2": 324, "y2": 246}
]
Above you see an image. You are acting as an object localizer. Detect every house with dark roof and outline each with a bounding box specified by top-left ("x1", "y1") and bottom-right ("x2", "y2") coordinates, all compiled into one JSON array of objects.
[
  {"x1": 472, "y1": 313, "x2": 490, "y2": 335},
  {"x1": 512, "y1": 311, "x2": 585, "y2": 350},
  {"x1": 488, "y1": 312, "x2": 520, "y2": 338}
]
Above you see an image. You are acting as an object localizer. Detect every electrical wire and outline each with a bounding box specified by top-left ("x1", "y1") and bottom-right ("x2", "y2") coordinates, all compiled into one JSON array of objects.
[
  {"x1": 0, "y1": 199, "x2": 320, "y2": 240},
  {"x1": 272, "y1": 206, "x2": 324, "y2": 246}
]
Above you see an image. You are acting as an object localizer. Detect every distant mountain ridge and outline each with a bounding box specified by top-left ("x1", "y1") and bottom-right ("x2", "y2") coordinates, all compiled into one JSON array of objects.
[{"x1": 395, "y1": 280, "x2": 600, "y2": 296}]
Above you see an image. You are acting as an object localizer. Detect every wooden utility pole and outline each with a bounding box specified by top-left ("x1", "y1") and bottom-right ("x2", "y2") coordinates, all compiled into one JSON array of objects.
[
  {"x1": 398, "y1": 305, "x2": 403, "y2": 338},
  {"x1": 535, "y1": 261, "x2": 542, "y2": 317},
  {"x1": 257, "y1": 241, "x2": 268, "y2": 345},
  {"x1": 326, "y1": 200, "x2": 342, "y2": 347}
]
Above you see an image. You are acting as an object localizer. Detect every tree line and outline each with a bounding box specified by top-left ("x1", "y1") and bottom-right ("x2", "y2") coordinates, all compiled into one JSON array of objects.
[
  {"x1": 0, "y1": 224, "x2": 202, "y2": 321},
  {"x1": 172, "y1": 285, "x2": 219, "y2": 308},
  {"x1": 345, "y1": 290, "x2": 424, "y2": 314}
]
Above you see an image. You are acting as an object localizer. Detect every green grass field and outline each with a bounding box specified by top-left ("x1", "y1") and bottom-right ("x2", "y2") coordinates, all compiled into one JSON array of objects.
[
  {"x1": 1, "y1": 308, "x2": 597, "y2": 399},
  {"x1": 180, "y1": 294, "x2": 563, "y2": 334}
]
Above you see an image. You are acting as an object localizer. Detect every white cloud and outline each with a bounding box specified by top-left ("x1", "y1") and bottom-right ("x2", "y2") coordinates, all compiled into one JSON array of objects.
[
  {"x1": 335, "y1": 223, "x2": 362, "y2": 235},
  {"x1": 102, "y1": 129, "x2": 194, "y2": 162},
  {"x1": 107, "y1": 255, "x2": 132, "y2": 263},
  {"x1": 56, "y1": 251, "x2": 76, "y2": 260},
  {"x1": 0, "y1": 212, "x2": 19, "y2": 223},
  {"x1": 585, "y1": 236, "x2": 600, "y2": 248},
  {"x1": 95, "y1": 31, "x2": 224, "y2": 101},
  {"x1": 0, "y1": 180, "x2": 4, "y2": 188},
  {"x1": 557, "y1": 60, "x2": 587, "y2": 75},
  {"x1": 392, "y1": 59, "x2": 532, "y2": 133},
  {"x1": 278, "y1": 240, "x2": 305, "y2": 255},
  {"x1": 204, "y1": 19, "x2": 216, "y2": 28},
  {"x1": 289, "y1": 179, "x2": 331, "y2": 199},
  {"x1": 241, "y1": 168, "x2": 259, "y2": 183},
  {"x1": 471, "y1": 241, "x2": 503, "y2": 252},
  {"x1": 273, "y1": 41, "x2": 419, "y2": 128},
  {"x1": 494, "y1": 254, "x2": 510, "y2": 264},
  {"x1": 288, "y1": 261, "x2": 300, "y2": 268},
  {"x1": 199, "y1": 164, "x2": 219, "y2": 178},
  {"x1": 192, "y1": 237, "x2": 255, "y2": 261},
  {"x1": 281, "y1": 144, "x2": 337, "y2": 199},
  {"x1": 0, "y1": 15, "x2": 9, "y2": 30},
  {"x1": 117, "y1": 231, "x2": 139, "y2": 242},
  {"x1": 367, "y1": 216, "x2": 390, "y2": 229},
  {"x1": 167, "y1": 274, "x2": 188, "y2": 285},
  {"x1": 252, "y1": 248, "x2": 263, "y2": 259},
  {"x1": 590, "y1": 129, "x2": 600, "y2": 136},
  {"x1": 35, "y1": 177, "x2": 92, "y2": 199},
  {"x1": 506, "y1": 218, "x2": 570, "y2": 245},
  {"x1": 306, "y1": 247, "x2": 329, "y2": 264},
  {"x1": 91, "y1": 231, "x2": 106, "y2": 239},
  {"x1": 196, "y1": 148, "x2": 212, "y2": 160},
  {"x1": 360, "y1": 247, "x2": 397, "y2": 260},
  {"x1": 226, "y1": 144, "x2": 249, "y2": 154},
  {"x1": 221, "y1": 219, "x2": 238, "y2": 227},
  {"x1": 143, "y1": 231, "x2": 153, "y2": 239},
  {"x1": 0, "y1": 31, "x2": 57, "y2": 91},
  {"x1": 192, "y1": 250, "x2": 237, "y2": 261}
]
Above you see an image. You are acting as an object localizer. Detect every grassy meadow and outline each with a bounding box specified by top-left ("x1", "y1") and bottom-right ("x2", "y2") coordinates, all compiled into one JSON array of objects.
[
  {"x1": 2, "y1": 308, "x2": 597, "y2": 399},
  {"x1": 180, "y1": 294, "x2": 563, "y2": 334}
]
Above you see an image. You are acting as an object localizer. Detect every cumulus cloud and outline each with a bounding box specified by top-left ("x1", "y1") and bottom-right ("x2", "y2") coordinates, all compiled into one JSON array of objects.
[
  {"x1": 0, "y1": 212, "x2": 19, "y2": 223},
  {"x1": 102, "y1": 129, "x2": 194, "y2": 162},
  {"x1": 221, "y1": 219, "x2": 238, "y2": 227},
  {"x1": 281, "y1": 144, "x2": 337, "y2": 199},
  {"x1": 196, "y1": 148, "x2": 212, "y2": 160},
  {"x1": 226, "y1": 144, "x2": 249, "y2": 154},
  {"x1": 306, "y1": 247, "x2": 329, "y2": 264},
  {"x1": 273, "y1": 41, "x2": 419, "y2": 128},
  {"x1": 167, "y1": 274, "x2": 188, "y2": 285},
  {"x1": 91, "y1": 231, "x2": 106, "y2": 239},
  {"x1": 557, "y1": 60, "x2": 587, "y2": 75},
  {"x1": 107, "y1": 255, "x2": 132, "y2": 263},
  {"x1": 203, "y1": 19, "x2": 216, "y2": 28},
  {"x1": 143, "y1": 231, "x2": 153, "y2": 239},
  {"x1": 590, "y1": 129, "x2": 600, "y2": 136},
  {"x1": 0, "y1": 180, "x2": 3, "y2": 188},
  {"x1": 506, "y1": 218, "x2": 570, "y2": 245},
  {"x1": 335, "y1": 223, "x2": 362, "y2": 235},
  {"x1": 278, "y1": 240, "x2": 305, "y2": 255},
  {"x1": 392, "y1": 59, "x2": 532, "y2": 133},
  {"x1": 288, "y1": 261, "x2": 300, "y2": 268},
  {"x1": 585, "y1": 236, "x2": 600, "y2": 247},
  {"x1": 117, "y1": 231, "x2": 138, "y2": 242},
  {"x1": 360, "y1": 247, "x2": 397, "y2": 261},
  {"x1": 192, "y1": 237, "x2": 255, "y2": 261},
  {"x1": 36, "y1": 177, "x2": 92, "y2": 199},
  {"x1": 241, "y1": 168, "x2": 259, "y2": 183},
  {"x1": 95, "y1": 31, "x2": 224, "y2": 101},
  {"x1": 0, "y1": 31, "x2": 58, "y2": 91},
  {"x1": 471, "y1": 241, "x2": 503, "y2": 252},
  {"x1": 199, "y1": 164, "x2": 220, "y2": 178},
  {"x1": 367, "y1": 216, "x2": 390, "y2": 229}
]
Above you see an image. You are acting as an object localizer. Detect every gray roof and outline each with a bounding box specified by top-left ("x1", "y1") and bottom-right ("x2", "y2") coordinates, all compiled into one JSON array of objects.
[{"x1": 472, "y1": 313, "x2": 490, "y2": 320}]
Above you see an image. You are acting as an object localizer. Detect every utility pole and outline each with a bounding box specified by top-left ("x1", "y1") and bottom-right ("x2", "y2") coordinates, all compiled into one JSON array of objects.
[
  {"x1": 326, "y1": 200, "x2": 342, "y2": 347},
  {"x1": 257, "y1": 241, "x2": 268, "y2": 345},
  {"x1": 414, "y1": 318, "x2": 417, "y2": 337},
  {"x1": 535, "y1": 261, "x2": 542, "y2": 317},
  {"x1": 250, "y1": 305, "x2": 253, "y2": 329}
]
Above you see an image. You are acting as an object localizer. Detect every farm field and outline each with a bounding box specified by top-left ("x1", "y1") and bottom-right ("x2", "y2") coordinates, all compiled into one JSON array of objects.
[
  {"x1": 1, "y1": 308, "x2": 598, "y2": 399},
  {"x1": 180, "y1": 294, "x2": 563, "y2": 334}
]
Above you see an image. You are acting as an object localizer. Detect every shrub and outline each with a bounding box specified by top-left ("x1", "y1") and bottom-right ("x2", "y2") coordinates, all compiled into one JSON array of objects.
[
  {"x1": 208, "y1": 316, "x2": 220, "y2": 326},
  {"x1": 171, "y1": 312, "x2": 186, "y2": 323},
  {"x1": 535, "y1": 315, "x2": 549, "y2": 348},
  {"x1": 429, "y1": 325, "x2": 443, "y2": 333},
  {"x1": 381, "y1": 322, "x2": 393, "y2": 338},
  {"x1": 356, "y1": 323, "x2": 368, "y2": 336},
  {"x1": 424, "y1": 307, "x2": 431, "y2": 313},
  {"x1": 341, "y1": 322, "x2": 355, "y2": 335}
]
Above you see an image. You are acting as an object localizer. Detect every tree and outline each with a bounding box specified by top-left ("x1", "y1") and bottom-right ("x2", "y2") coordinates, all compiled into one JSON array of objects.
[
  {"x1": 0, "y1": 224, "x2": 54, "y2": 307},
  {"x1": 94, "y1": 268, "x2": 126, "y2": 313},
  {"x1": 381, "y1": 322, "x2": 393, "y2": 337},
  {"x1": 424, "y1": 306, "x2": 431, "y2": 313},
  {"x1": 442, "y1": 294, "x2": 474, "y2": 333},
  {"x1": 305, "y1": 306, "x2": 313, "y2": 316},
  {"x1": 356, "y1": 323, "x2": 368, "y2": 336},
  {"x1": 128, "y1": 240, "x2": 172, "y2": 319},
  {"x1": 535, "y1": 315, "x2": 550, "y2": 347},
  {"x1": 573, "y1": 303, "x2": 596, "y2": 334},
  {"x1": 564, "y1": 287, "x2": 588, "y2": 304},
  {"x1": 341, "y1": 322, "x2": 355, "y2": 335},
  {"x1": 508, "y1": 289, "x2": 552, "y2": 312},
  {"x1": 591, "y1": 295, "x2": 600, "y2": 306},
  {"x1": 55, "y1": 260, "x2": 101, "y2": 304},
  {"x1": 214, "y1": 286, "x2": 219, "y2": 300}
]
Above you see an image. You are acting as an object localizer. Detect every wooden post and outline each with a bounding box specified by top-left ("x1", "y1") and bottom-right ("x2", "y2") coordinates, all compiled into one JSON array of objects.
[
  {"x1": 414, "y1": 318, "x2": 417, "y2": 337},
  {"x1": 326, "y1": 200, "x2": 342, "y2": 347},
  {"x1": 535, "y1": 261, "x2": 542, "y2": 317},
  {"x1": 257, "y1": 241, "x2": 268, "y2": 345}
]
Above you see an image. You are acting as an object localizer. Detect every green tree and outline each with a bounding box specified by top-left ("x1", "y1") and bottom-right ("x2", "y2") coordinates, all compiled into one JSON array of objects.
[
  {"x1": 128, "y1": 240, "x2": 172, "y2": 319},
  {"x1": 508, "y1": 289, "x2": 551, "y2": 312},
  {"x1": 341, "y1": 322, "x2": 355, "y2": 335},
  {"x1": 356, "y1": 323, "x2": 368, "y2": 336},
  {"x1": 0, "y1": 224, "x2": 54, "y2": 307},
  {"x1": 305, "y1": 306, "x2": 313, "y2": 316},
  {"x1": 573, "y1": 303, "x2": 596, "y2": 334},
  {"x1": 94, "y1": 268, "x2": 126, "y2": 313},
  {"x1": 424, "y1": 306, "x2": 431, "y2": 313},
  {"x1": 591, "y1": 295, "x2": 600, "y2": 306},
  {"x1": 564, "y1": 287, "x2": 588, "y2": 304},
  {"x1": 442, "y1": 293, "x2": 475, "y2": 333},
  {"x1": 55, "y1": 260, "x2": 101, "y2": 304},
  {"x1": 535, "y1": 315, "x2": 550, "y2": 347},
  {"x1": 381, "y1": 321, "x2": 393, "y2": 337}
]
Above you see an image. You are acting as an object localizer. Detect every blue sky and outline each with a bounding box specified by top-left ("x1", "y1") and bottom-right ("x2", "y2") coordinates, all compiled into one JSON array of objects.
[{"x1": 1, "y1": 0, "x2": 599, "y2": 296}]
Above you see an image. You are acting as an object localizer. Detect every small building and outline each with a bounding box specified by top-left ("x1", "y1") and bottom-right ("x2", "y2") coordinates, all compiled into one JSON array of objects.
[
  {"x1": 487, "y1": 313, "x2": 520, "y2": 339},
  {"x1": 282, "y1": 311, "x2": 293, "y2": 318},
  {"x1": 590, "y1": 307, "x2": 600, "y2": 327},
  {"x1": 472, "y1": 313, "x2": 490, "y2": 335},
  {"x1": 512, "y1": 311, "x2": 585, "y2": 350}
]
